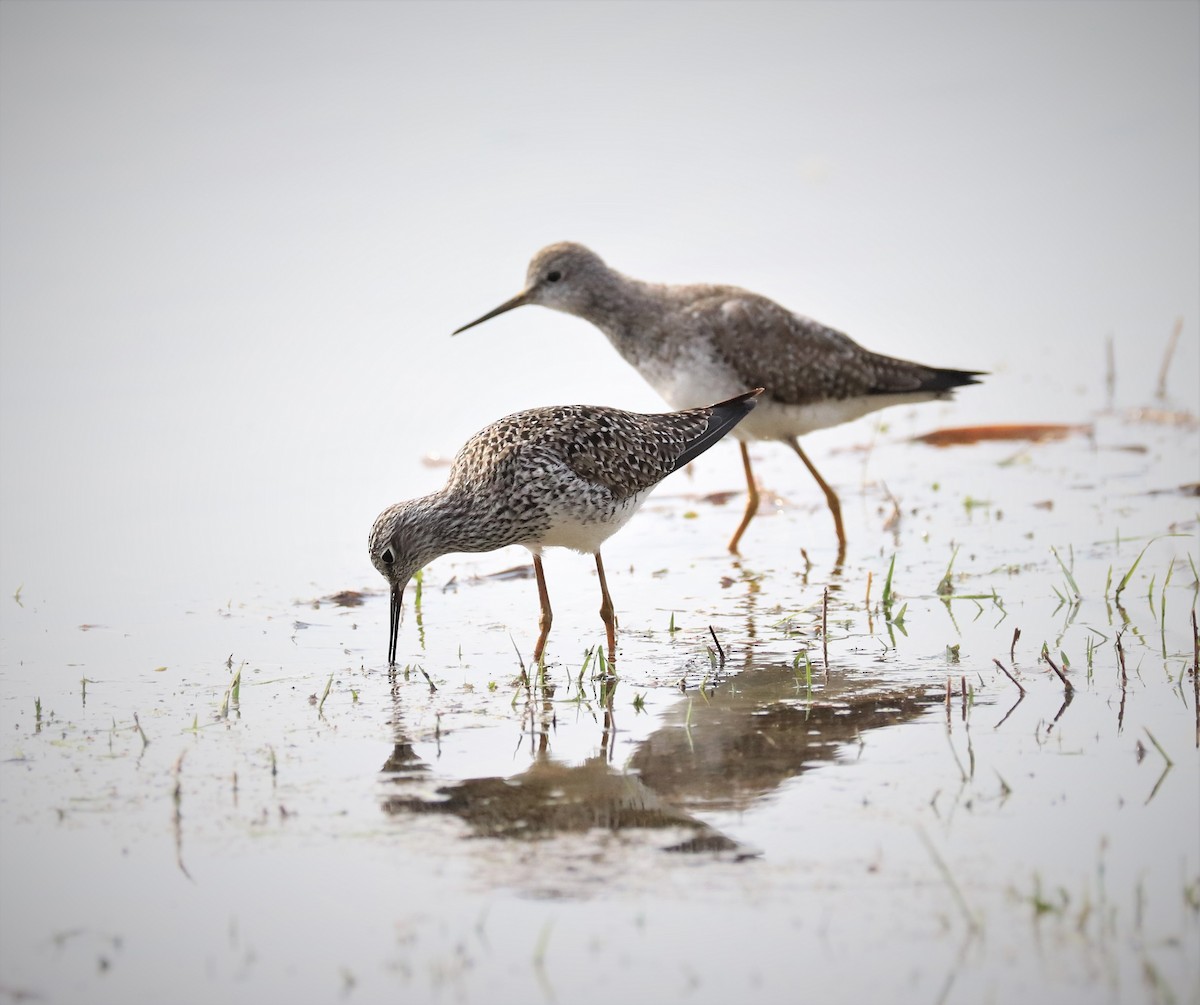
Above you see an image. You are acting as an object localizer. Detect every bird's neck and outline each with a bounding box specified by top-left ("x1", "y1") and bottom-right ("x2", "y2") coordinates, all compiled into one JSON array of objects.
[
  {"x1": 410, "y1": 489, "x2": 519, "y2": 558},
  {"x1": 573, "y1": 273, "x2": 674, "y2": 361}
]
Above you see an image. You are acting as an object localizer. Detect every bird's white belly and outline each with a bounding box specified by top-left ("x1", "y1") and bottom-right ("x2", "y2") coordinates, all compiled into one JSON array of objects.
[
  {"x1": 523, "y1": 490, "x2": 652, "y2": 555},
  {"x1": 736, "y1": 392, "x2": 939, "y2": 440}
]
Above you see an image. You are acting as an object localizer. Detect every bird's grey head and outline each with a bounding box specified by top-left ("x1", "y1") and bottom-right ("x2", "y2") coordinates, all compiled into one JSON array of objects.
[
  {"x1": 520, "y1": 242, "x2": 610, "y2": 312},
  {"x1": 368, "y1": 502, "x2": 429, "y2": 665},
  {"x1": 452, "y1": 242, "x2": 611, "y2": 334}
]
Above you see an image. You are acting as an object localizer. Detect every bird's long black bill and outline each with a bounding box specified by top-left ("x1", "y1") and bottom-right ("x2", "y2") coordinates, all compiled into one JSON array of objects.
[
  {"x1": 451, "y1": 290, "x2": 531, "y2": 335},
  {"x1": 387, "y1": 584, "x2": 401, "y2": 666}
]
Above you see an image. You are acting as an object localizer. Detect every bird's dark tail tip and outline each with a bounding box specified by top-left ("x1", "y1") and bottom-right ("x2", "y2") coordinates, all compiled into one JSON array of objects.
[
  {"x1": 711, "y1": 387, "x2": 765, "y2": 411},
  {"x1": 924, "y1": 369, "x2": 987, "y2": 393},
  {"x1": 672, "y1": 389, "x2": 762, "y2": 470}
]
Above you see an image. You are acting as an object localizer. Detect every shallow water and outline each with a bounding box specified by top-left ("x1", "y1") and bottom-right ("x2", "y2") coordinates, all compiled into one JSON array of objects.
[
  {"x1": 2, "y1": 3, "x2": 1198, "y2": 1004},
  {"x1": 2, "y1": 409, "x2": 1197, "y2": 1004}
]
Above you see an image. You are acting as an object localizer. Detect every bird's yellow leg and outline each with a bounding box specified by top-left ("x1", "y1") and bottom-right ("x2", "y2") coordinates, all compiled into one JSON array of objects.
[
  {"x1": 532, "y1": 554, "x2": 553, "y2": 664},
  {"x1": 727, "y1": 441, "x2": 760, "y2": 554},
  {"x1": 594, "y1": 551, "x2": 618, "y2": 665},
  {"x1": 788, "y1": 437, "x2": 846, "y2": 560}
]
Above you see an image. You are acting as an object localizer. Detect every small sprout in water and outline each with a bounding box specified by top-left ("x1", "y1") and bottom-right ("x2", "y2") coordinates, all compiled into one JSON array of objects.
[
  {"x1": 632, "y1": 692, "x2": 646, "y2": 712},
  {"x1": 881, "y1": 554, "x2": 897, "y2": 609},
  {"x1": 1022, "y1": 875, "x2": 1069, "y2": 918},
  {"x1": 937, "y1": 546, "x2": 960, "y2": 597},
  {"x1": 668, "y1": 611, "x2": 678, "y2": 634},
  {"x1": 317, "y1": 672, "x2": 334, "y2": 713},
  {"x1": 1050, "y1": 546, "x2": 1081, "y2": 600},
  {"x1": 1116, "y1": 538, "x2": 1155, "y2": 599},
  {"x1": 946, "y1": 644, "x2": 961, "y2": 663},
  {"x1": 487, "y1": 680, "x2": 498, "y2": 692},
  {"x1": 792, "y1": 651, "x2": 813, "y2": 692},
  {"x1": 133, "y1": 712, "x2": 149, "y2": 748},
  {"x1": 1183, "y1": 877, "x2": 1200, "y2": 912},
  {"x1": 1143, "y1": 727, "x2": 1173, "y2": 767}
]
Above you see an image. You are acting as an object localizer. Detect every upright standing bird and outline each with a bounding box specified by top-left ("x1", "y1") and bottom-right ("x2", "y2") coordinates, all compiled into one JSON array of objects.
[
  {"x1": 369, "y1": 389, "x2": 761, "y2": 666},
  {"x1": 454, "y1": 243, "x2": 983, "y2": 558}
]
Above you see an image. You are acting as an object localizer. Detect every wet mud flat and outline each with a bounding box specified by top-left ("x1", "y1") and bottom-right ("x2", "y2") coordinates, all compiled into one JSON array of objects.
[{"x1": 1, "y1": 409, "x2": 1197, "y2": 1005}]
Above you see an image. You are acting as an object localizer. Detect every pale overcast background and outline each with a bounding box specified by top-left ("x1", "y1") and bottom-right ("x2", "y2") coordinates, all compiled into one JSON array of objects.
[{"x1": 1, "y1": 0, "x2": 1196, "y2": 608}]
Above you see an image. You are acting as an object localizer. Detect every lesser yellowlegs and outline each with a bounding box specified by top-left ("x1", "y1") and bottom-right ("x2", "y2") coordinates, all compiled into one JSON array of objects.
[
  {"x1": 369, "y1": 389, "x2": 761, "y2": 666},
  {"x1": 454, "y1": 243, "x2": 983, "y2": 558}
]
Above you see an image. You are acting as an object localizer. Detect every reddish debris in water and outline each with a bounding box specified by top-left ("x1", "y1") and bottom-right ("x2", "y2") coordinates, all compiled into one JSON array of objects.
[
  {"x1": 913, "y1": 423, "x2": 1092, "y2": 446},
  {"x1": 327, "y1": 590, "x2": 366, "y2": 608}
]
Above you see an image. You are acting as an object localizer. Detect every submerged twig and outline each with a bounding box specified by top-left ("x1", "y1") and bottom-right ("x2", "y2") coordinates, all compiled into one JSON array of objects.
[
  {"x1": 1049, "y1": 692, "x2": 1073, "y2": 731},
  {"x1": 1113, "y1": 623, "x2": 1123, "y2": 733},
  {"x1": 822, "y1": 587, "x2": 830, "y2": 673},
  {"x1": 994, "y1": 693, "x2": 1024, "y2": 731},
  {"x1": 1010, "y1": 626, "x2": 1020, "y2": 661},
  {"x1": 1043, "y1": 650, "x2": 1074, "y2": 695},
  {"x1": 993, "y1": 658, "x2": 1025, "y2": 696},
  {"x1": 172, "y1": 751, "x2": 192, "y2": 881},
  {"x1": 416, "y1": 664, "x2": 437, "y2": 693},
  {"x1": 1192, "y1": 609, "x2": 1198, "y2": 749},
  {"x1": 708, "y1": 626, "x2": 726, "y2": 668},
  {"x1": 1155, "y1": 317, "x2": 1183, "y2": 400}
]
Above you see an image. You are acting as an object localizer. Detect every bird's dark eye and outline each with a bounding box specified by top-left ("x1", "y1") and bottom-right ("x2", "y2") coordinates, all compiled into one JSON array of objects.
[
  {"x1": 546, "y1": 270, "x2": 562, "y2": 282},
  {"x1": 381, "y1": 548, "x2": 394, "y2": 565}
]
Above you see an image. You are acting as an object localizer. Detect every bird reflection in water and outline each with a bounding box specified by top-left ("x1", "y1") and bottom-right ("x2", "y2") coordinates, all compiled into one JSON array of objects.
[{"x1": 379, "y1": 665, "x2": 939, "y2": 856}]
